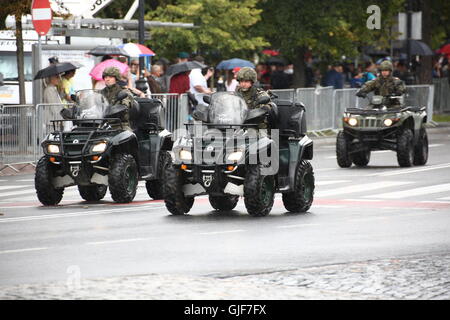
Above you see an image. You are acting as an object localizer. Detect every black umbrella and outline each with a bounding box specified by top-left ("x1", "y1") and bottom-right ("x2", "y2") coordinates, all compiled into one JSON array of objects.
[
  {"x1": 166, "y1": 61, "x2": 207, "y2": 77},
  {"x1": 34, "y1": 62, "x2": 80, "y2": 80},
  {"x1": 393, "y1": 40, "x2": 434, "y2": 56},
  {"x1": 266, "y1": 56, "x2": 287, "y2": 66},
  {"x1": 87, "y1": 46, "x2": 129, "y2": 57}
]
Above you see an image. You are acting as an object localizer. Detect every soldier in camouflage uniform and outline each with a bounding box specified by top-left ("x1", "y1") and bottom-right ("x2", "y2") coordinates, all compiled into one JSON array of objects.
[
  {"x1": 356, "y1": 60, "x2": 406, "y2": 107},
  {"x1": 101, "y1": 67, "x2": 135, "y2": 130},
  {"x1": 235, "y1": 67, "x2": 272, "y2": 132}
]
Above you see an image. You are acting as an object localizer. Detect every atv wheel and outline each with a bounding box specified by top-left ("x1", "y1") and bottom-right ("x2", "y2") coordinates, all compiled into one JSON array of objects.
[
  {"x1": 244, "y1": 165, "x2": 275, "y2": 217},
  {"x1": 164, "y1": 164, "x2": 194, "y2": 215},
  {"x1": 35, "y1": 157, "x2": 64, "y2": 206},
  {"x1": 413, "y1": 128, "x2": 428, "y2": 166},
  {"x1": 78, "y1": 184, "x2": 107, "y2": 201},
  {"x1": 108, "y1": 153, "x2": 138, "y2": 203},
  {"x1": 146, "y1": 151, "x2": 171, "y2": 200},
  {"x1": 397, "y1": 129, "x2": 414, "y2": 167},
  {"x1": 282, "y1": 160, "x2": 315, "y2": 213},
  {"x1": 209, "y1": 195, "x2": 239, "y2": 211},
  {"x1": 336, "y1": 131, "x2": 352, "y2": 168},
  {"x1": 352, "y1": 149, "x2": 371, "y2": 167}
]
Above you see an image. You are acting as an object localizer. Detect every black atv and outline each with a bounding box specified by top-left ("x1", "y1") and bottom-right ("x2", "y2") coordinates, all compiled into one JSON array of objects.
[
  {"x1": 35, "y1": 89, "x2": 172, "y2": 205},
  {"x1": 163, "y1": 91, "x2": 315, "y2": 216},
  {"x1": 336, "y1": 94, "x2": 428, "y2": 168}
]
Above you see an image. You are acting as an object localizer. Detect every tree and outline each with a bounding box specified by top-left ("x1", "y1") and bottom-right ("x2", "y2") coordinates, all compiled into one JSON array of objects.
[
  {"x1": 255, "y1": 0, "x2": 404, "y2": 87},
  {"x1": 0, "y1": 0, "x2": 32, "y2": 104},
  {"x1": 144, "y1": 0, "x2": 268, "y2": 64}
]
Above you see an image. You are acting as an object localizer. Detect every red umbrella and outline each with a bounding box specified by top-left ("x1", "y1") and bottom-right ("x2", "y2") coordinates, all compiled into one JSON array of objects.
[
  {"x1": 436, "y1": 43, "x2": 450, "y2": 56},
  {"x1": 262, "y1": 49, "x2": 280, "y2": 56}
]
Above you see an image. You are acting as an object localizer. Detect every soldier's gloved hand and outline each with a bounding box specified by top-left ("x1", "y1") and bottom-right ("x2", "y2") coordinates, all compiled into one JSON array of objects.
[{"x1": 356, "y1": 91, "x2": 366, "y2": 98}]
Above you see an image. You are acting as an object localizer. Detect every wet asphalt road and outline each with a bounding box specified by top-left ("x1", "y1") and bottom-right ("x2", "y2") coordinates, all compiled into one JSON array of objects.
[{"x1": 0, "y1": 126, "x2": 449, "y2": 288}]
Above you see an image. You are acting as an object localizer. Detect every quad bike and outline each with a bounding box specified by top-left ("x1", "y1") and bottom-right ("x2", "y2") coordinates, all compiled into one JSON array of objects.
[
  {"x1": 163, "y1": 91, "x2": 315, "y2": 216},
  {"x1": 336, "y1": 94, "x2": 428, "y2": 168},
  {"x1": 35, "y1": 89, "x2": 172, "y2": 205}
]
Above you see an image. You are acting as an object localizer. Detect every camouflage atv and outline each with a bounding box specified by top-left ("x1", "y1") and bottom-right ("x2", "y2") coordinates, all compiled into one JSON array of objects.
[{"x1": 336, "y1": 95, "x2": 428, "y2": 168}]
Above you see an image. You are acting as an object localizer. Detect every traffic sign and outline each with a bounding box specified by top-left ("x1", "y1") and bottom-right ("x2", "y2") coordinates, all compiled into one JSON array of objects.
[{"x1": 31, "y1": 0, "x2": 52, "y2": 36}]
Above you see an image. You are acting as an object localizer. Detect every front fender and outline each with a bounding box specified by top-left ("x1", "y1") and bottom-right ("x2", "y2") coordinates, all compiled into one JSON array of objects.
[{"x1": 288, "y1": 135, "x2": 313, "y2": 189}]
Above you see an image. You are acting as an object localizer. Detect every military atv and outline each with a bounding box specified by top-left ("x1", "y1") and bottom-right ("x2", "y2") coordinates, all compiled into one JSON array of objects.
[
  {"x1": 35, "y1": 89, "x2": 172, "y2": 205},
  {"x1": 336, "y1": 95, "x2": 428, "y2": 168},
  {"x1": 163, "y1": 91, "x2": 314, "y2": 216}
]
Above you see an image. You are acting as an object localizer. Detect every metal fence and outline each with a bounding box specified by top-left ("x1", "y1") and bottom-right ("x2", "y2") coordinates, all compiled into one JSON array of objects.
[
  {"x1": 433, "y1": 78, "x2": 450, "y2": 114},
  {"x1": 0, "y1": 85, "x2": 437, "y2": 167},
  {"x1": 0, "y1": 104, "x2": 36, "y2": 168}
]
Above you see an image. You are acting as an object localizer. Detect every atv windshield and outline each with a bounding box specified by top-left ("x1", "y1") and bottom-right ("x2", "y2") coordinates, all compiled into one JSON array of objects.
[
  {"x1": 75, "y1": 89, "x2": 109, "y2": 119},
  {"x1": 208, "y1": 92, "x2": 248, "y2": 125}
]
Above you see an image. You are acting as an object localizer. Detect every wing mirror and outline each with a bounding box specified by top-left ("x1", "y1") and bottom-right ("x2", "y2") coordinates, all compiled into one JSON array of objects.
[
  {"x1": 116, "y1": 90, "x2": 129, "y2": 101},
  {"x1": 203, "y1": 95, "x2": 211, "y2": 104},
  {"x1": 257, "y1": 95, "x2": 270, "y2": 105}
]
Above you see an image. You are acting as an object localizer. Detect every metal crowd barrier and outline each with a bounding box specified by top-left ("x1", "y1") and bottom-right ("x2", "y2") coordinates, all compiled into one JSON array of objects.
[
  {"x1": 0, "y1": 104, "x2": 36, "y2": 169},
  {"x1": 433, "y1": 78, "x2": 450, "y2": 114}
]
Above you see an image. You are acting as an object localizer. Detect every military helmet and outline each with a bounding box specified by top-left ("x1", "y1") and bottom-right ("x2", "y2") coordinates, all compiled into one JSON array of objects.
[
  {"x1": 379, "y1": 60, "x2": 393, "y2": 72},
  {"x1": 102, "y1": 66, "x2": 121, "y2": 80},
  {"x1": 236, "y1": 67, "x2": 257, "y2": 83}
]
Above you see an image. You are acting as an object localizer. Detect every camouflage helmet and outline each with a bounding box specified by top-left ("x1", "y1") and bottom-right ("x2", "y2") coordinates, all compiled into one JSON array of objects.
[
  {"x1": 102, "y1": 66, "x2": 121, "y2": 80},
  {"x1": 236, "y1": 67, "x2": 257, "y2": 83},
  {"x1": 379, "y1": 60, "x2": 393, "y2": 72}
]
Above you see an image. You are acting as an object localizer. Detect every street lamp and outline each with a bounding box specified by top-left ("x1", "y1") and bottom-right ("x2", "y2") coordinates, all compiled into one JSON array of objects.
[{"x1": 135, "y1": 0, "x2": 148, "y2": 93}]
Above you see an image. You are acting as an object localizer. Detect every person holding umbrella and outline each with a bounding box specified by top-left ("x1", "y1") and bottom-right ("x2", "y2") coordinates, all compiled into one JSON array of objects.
[{"x1": 43, "y1": 75, "x2": 63, "y2": 104}]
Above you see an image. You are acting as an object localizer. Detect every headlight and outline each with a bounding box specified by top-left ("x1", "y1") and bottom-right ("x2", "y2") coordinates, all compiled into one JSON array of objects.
[
  {"x1": 348, "y1": 118, "x2": 358, "y2": 126},
  {"x1": 179, "y1": 149, "x2": 192, "y2": 161},
  {"x1": 92, "y1": 142, "x2": 107, "y2": 153},
  {"x1": 227, "y1": 151, "x2": 243, "y2": 162},
  {"x1": 47, "y1": 144, "x2": 60, "y2": 154},
  {"x1": 383, "y1": 119, "x2": 393, "y2": 127}
]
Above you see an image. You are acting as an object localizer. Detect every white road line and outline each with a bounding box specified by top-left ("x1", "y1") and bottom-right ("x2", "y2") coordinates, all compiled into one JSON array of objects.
[
  {"x1": 435, "y1": 197, "x2": 450, "y2": 201},
  {"x1": 0, "y1": 185, "x2": 33, "y2": 191},
  {"x1": 316, "y1": 181, "x2": 413, "y2": 198},
  {"x1": 429, "y1": 144, "x2": 444, "y2": 147},
  {"x1": 0, "y1": 205, "x2": 165, "y2": 223},
  {"x1": 365, "y1": 183, "x2": 450, "y2": 199},
  {"x1": 311, "y1": 205, "x2": 344, "y2": 208},
  {"x1": 369, "y1": 163, "x2": 450, "y2": 177},
  {"x1": 0, "y1": 189, "x2": 38, "y2": 198},
  {"x1": 277, "y1": 223, "x2": 320, "y2": 229},
  {"x1": 343, "y1": 199, "x2": 382, "y2": 202},
  {"x1": 315, "y1": 180, "x2": 350, "y2": 186},
  {"x1": 86, "y1": 238, "x2": 152, "y2": 245},
  {"x1": 325, "y1": 156, "x2": 337, "y2": 159},
  {"x1": 196, "y1": 230, "x2": 245, "y2": 235},
  {"x1": 0, "y1": 247, "x2": 48, "y2": 255},
  {"x1": 314, "y1": 168, "x2": 338, "y2": 172},
  {"x1": 15, "y1": 179, "x2": 35, "y2": 182}
]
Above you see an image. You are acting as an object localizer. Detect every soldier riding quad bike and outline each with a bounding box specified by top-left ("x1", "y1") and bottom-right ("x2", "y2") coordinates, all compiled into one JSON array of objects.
[
  {"x1": 336, "y1": 94, "x2": 428, "y2": 168},
  {"x1": 163, "y1": 91, "x2": 315, "y2": 216},
  {"x1": 35, "y1": 89, "x2": 172, "y2": 206}
]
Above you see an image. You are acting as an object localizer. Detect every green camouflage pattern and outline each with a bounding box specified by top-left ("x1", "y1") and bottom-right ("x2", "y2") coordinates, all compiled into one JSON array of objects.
[
  {"x1": 357, "y1": 76, "x2": 406, "y2": 98},
  {"x1": 379, "y1": 60, "x2": 393, "y2": 71},
  {"x1": 101, "y1": 83, "x2": 134, "y2": 129},
  {"x1": 236, "y1": 86, "x2": 271, "y2": 129},
  {"x1": 236, "y1": 67, "x2": 257, "y2": 83},
  {"x1": 102, "y1": 66, "x2": 122, "y2": 80}
]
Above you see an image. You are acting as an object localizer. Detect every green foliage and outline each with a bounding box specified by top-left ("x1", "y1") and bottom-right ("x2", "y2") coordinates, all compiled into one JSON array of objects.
[
  {"x1": 0, "y1": 0, "x2": 32, "y2": 29},
  {"x1": 145, "y1": 0, "x2": 268, "y2": 63},
  {"x1": 255, "y1": 0, "x2": 404, "y2": 62}
]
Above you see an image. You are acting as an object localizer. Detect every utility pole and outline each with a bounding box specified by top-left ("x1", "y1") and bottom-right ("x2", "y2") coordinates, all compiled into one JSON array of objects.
[{"x1": 135, "y1": 0, "x2": 148, "y2": 94}]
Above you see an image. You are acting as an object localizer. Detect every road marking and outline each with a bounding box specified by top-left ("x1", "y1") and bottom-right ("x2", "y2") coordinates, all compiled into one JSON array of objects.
[
  {"x1": 325, "y1": 156, "x2": 337, "y2": 159},
  {"x1": 276, "y1": 223, "x2": 320, "y2": 229},
  {"x1": 311, "y1": 205, "x2": 344, "y2": 208},
  {"x1": 315, "y1": 180, "x2": 350, "y2": 186},
  {"x1": 369, "y1": 163, "x2": 450, "y2": 177},
  {"x1": 429, "y1": 144, "x2": 444, "y2": 147},
  {"x1": 0, "y1": 247, "x2": 48, "y2": 255},
  {"x1": 0, "y1": 185, "x2": 33, "y2": 191},
  {"x1": 314, "y1": 168, "x2": 338, "y2": 172},
  {"x1": 86, "y1": 238, "x2": 152, "y2": 245},
  {"x1": 365, "y1": 183, "x2": 450, "y2": 199},
  {"x1": 316, "y1": 181, "x2": 413, "y2": 198},
  {"x1": 15, "y1": 179, "x2": 35, "y2": 182},
  {"x1": 0, "y1": 205, "x2": 165, "y2": 223},
  {"x1": 197, "y1": 230, "x2": 245, "y2": 235},
  {"x1": 343, "y1": 198, "x2": 382, "y2": 202}
]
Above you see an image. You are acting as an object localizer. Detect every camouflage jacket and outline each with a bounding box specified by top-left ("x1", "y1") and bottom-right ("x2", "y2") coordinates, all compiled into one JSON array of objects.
[
  {"x1": 235, "y1": 86, "x2": 271, "y2": 128},
  {"x1": 357, "y1": 76, "x2": 406, "y2": 97},
  {"x1": 235, "y1": 86, "x2": 271, "y2": 110},
  {"x1": 100, "y1": 83, "x2": 134, "y2": 129}
]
